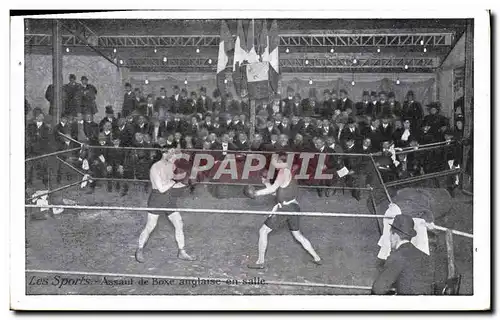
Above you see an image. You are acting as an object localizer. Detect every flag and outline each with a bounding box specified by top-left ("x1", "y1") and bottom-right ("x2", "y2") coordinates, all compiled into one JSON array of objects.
[
  {"x1": 246, "y1": 20, "x2": 258, "y2": 64},
  {"x1": 217, "y1": 20, "x2": 233, "y2": 94},
  {"x1": 258, "y1": 20, "x2": 269, "y2": 62},
  {"x1": 268, "y1": 20, "x2": 280, "y2": 93},
  {"x1": 246, "y1": 62, "x2": 269, "y2": 100},
  {"x1": 232, "y1": 20, "x2": 247, "y2": 96}
]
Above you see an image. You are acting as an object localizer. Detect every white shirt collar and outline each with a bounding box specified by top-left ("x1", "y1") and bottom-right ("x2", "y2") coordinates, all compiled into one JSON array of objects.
[
  {"x1": 60, "y1": 122, "x2": 65, "y2": 127},
  {"x1": 383, "y1": 123, "x2": 388, "y2": 128},
  {"x1": 320, "y1": 146, "x2": 325, "y2": 152},
  {"x1": 78, "y1": 120, "x2": 84, "y2": 124},
  {"x1": 363, "y1": 146, "x2": 368, "y2": 150},
  {"x1": 396, "y1": 240, "x2": 410, "y2": 250},
  {"x1": 104, "y1": 130, "x2": 111, "y2": 135},
  {"x1": 329, "y1": 143, "x2": 335, "y2": 149},
  {"x1": 36, "y1": 121, "x2": 43, "y2": 128},
  {"x1": 342, "y1": 98, "x2": 347, "y2": 102}
]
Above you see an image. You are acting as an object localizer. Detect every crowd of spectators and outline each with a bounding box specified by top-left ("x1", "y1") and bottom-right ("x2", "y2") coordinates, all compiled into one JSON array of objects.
[{"x1": 26, "y1": 76, "x2": 468, "y2": 199}]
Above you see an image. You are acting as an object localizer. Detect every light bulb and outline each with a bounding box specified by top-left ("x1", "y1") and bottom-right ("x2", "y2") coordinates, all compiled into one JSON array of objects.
[
  {"x1": 423, "y1": 47, "x2": 427, "y2": 53},
  {"x1": 285, "y1": 48, "x2": 290, "y2": 53},
  {"x1": 420, "y1": 40, "x2": 424, "y2": 45},
  {"x1": 224, "y1": 79, "x2": 228, "y2": 84},
  {"x1": 404, "y1": 64, "x2": 409, "y2": 70},
  {"x1": 113, "y1": 48, "x2": 117, "y2": 53},
  {"x1": 305, "y1": 59, "x2": 309, "y2": 65},
  {"x1": 196, "y1": 48, "x2": 200, "y2": 53},
  {"x1": 145, "y1": 79, "x2": 149, "y2": 84},
  {"x1": 396, "y1": 79, "x2": 400, "y2": 85},
  {"x1": 309, "y1": 79, "x2": 313, "y2": 85},
  {"x1": 330, "y1": 48, "x2": 334, "y2": 53},
  {"x1": 351, "y1": 81, "x2": 355, "y2": 86},
  {"x1": 377, "y1": 48, "x2": 381, "y2": 53},
  {"x1": 65, "y1": 48, "x2": 70, "y2": 53},
  {"x1": 119, "y1": 59, "x2": 124, "y2": 65},
  {"x1": 163, "y1": 57, "x2": 167, "y2": 62},
  {"x1": 154, "y1": 48, "x2": 157, "y2": 53},
  {"x1": 208, "y1": 58, "x2": 212, "y2": 64},
  {"x1": 353, "y1": 58, "x2": 357, "y2": 64},
  {"x1": 184, "y1": 79, "x2": 188, "y2": 85}
]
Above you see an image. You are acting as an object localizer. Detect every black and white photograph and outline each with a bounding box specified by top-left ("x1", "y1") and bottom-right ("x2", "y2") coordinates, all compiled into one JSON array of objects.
[{"x1": 9, "y1": 9, "x2": 490, "y2": 311}]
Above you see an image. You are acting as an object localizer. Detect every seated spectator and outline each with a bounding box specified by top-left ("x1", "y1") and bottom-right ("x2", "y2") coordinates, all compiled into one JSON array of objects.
[
  {"x1": 340, "y1": 117, "x2": 361, "y2": 147},
  {"x1": 250, "y1": 133, "x2": 264, "y2": 151},
  {"x1": 148, "y1": 117, "x2": 162, "y2": 144},
  {"x1": 278, "y1": 117, "x2": 291, "y2": 137},
  {"x1": 281, "y1": 87, "x2": 295, "y2": 116},
  {"x1": 165, "y1": 134, "x2": 177, "y2": 148},
  {"x1": 145, "y1": 94, "x2": 155, "y2": 117},
  {"x1": 313, "y1": 118, "x2": 323, "y2": 137},
  {"x1": 227, "y1": 130, "x2": 236, "y2": 143},
  {"x1": 338, "y1": 89, "x2": 354, "y2": 113},
  {"x1": 135, "y1": 115, "x2": 149, "y2": 135},
  {"x1": 229, "y1": 115, "x2": 244, "y2": 133},
  {"x1": 99, "y1": 106, "x2": 118, "y2": 132},
  {"x1": 261, "y1": 120, "x2": 280, "y2": 143},
  {"x1": 211, "y1": 133, "x2": 236, "y2": 160},
  {"x1": 300, "y1": 116, "x2": 315, "y2": 138},
  {"x1": 379, "y1": 112, "x2": 394, "y2": 142},
  {"x1": 183, "y1": 92, "x2": 197, "y2": 115},
  {"x1": 154, "y1": 87, "x2": 169, "y2": 118},
  {"x1": 333, "y1": 116, "x2": 346, "y2": 143},
  {"x1": 355, "y1": 91, "x2": 371, "y2": 116},
  {"x1": 196, "y1": 87, "x2": 213, "y2": 114},
  {"x1": 172, "y1": 113, "x2": 188, "y2": 134},
  {"x1": 421, "y1": 102, "x2": 449, "y2": 143},
  {"x1": 101, "y1": 122, "x2": 114, "y2": 145},
  {"x1": 393, "y1": 118, "x2": 416, "y2": 148},
  {"x1": 235, "y1": 132, "x2": 250, "y2": 150},
  {"x1": 83, "y1": 112, "x2": 99, "y2": 145},
  {"x1": 360, "y1": 137, "x2": 373, "y2": 154},
  {"x1": 343, "y1": 136, "x2": 362, "y2": 201},
  {"x1": 276, "y1": 134, "x2": 290, "y2": 151},
  {"x1": 325, "y1": 135, "x2": 343, "y2": 154},
  {"x1": 291, "y1": 93, "x2": 303, "y2": 117},
  {"x1": 289, "y1": 115, "x2": 302, "y2": 138},
  {"x1": 263, "y1": 134, "x2": 279, "y2": 151},
  {"x1": 388, "y1": 92, "x2": 402, "y2": 118},
  {"x1": 183, "y1": 135, "x2": 194, "y2": 149},
  {"x1": 114, "y1": 117, "x2": 134, "y2": 147},
  {"x1": 174, "y1": 132, "x2": 183, "y2": 148},
  {"x1": 375, "y1": 140, "x2": 398, "y2": 182},
  {"x1": 292, "y1": 133, "x2": 306, "y2": 152},
  {"x1": 186, "y1": 116, "x2": 199, "y2": 137},
  {"x1": 239, "y1": 114, "x2": 250, "y2": 132},
  {"x1": 301, "y1": 88, "x2": 317, "y2": 117},
  {"x1": 134, "y1": 88, "x2": 147, "y2": 115},
  {"x1": 212, "y1": 90, "x2": 223, "y2": 114}
]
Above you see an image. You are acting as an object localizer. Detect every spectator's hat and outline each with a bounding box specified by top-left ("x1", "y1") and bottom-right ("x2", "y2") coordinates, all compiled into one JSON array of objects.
[
  {"x1": 173, "y1": 85, "x2": 180, "y2": 90},
  {"x1": 293, "y1": 93, "x2": 301, "y2": 100},
  {"x1": 347, "y1": 116, "x2": 356, "y2": 124},
  {"x1": 455, "y1": 114, "x2": 465, "y2": 122},
  {"x1": 426, "y1": 101, "x2": 441, "y2": 110},
  {"x1": 181, "y1": 88, "x2": 188, "y2": 95},
  {"x1": 69, "y1": 74, "x2": 76, "y2": 80},
  {"x1": 105, "y1": 106, "x2": 114, "y2": 115},
  {"x1": 81, "y1": 76, "x2": 88, "y2": 81},
  {"x1": 200, "y1": 86, "x2": 207, "y2": 93},
  {"x1": 125, "y1": 82, "x2": 131, "y2": 87},
  {"x1": 370, "y1": 91, "x2": 377, "y2": 96},
  {"x1": 388, "y1": 92, "x2": 396, "y2": 98},
  {"x1": 213, "y1": 89, "x2": 221, "y2": 99},
  {"x1": 190, "y1": 91, "x2": 197, "y2": 97},
  {"x1": 389, "y1": 214, "x2": 417, "y2": 238},
  {"x1": 32, "y1": 107, "x2": 43, "y2": 117},
  {"x1": 323, "y1": 89, "x2": 331, "y2": 95},
  {"x1": 406, "y1": 90, "x2": 415, "y2": 97},
  {"x1": 379, "y1": 91, "x2": 388, "y2": 96},
  {"x1": 287, "y1": 86, "x2": 294, "y2": 93},
  {"x1": 331, "y1": 90, "x2": 337, "y2": 95},
  {"x1": 339, "y1": 88, "x2": 348, "y2": 95},
  {"x1": 362, "y1": 90, "x2": 369, "y2": 96}
]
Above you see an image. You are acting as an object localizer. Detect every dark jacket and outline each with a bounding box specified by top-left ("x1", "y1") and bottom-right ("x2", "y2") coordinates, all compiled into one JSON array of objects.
[
  {"x1": 26, "y1": 122, "x2": 51, "y2": 156},
  {"x1": 81, "y1": 84, "x2": 98, "y2": 115},
  {"x1": 372, "y1": 242, "x2": 433, "y2": 295},
  {"x1": 154, "y1": 96, "x2": 169, "y2": 113},
  {"x1": 338, "y1": 98, "x2": 354, "y2": 112},
  {"x1": 169, "y1": 95, "x2": 182, "y2": 114},
  {"x1": 402, "y1": 101, "x2": 424, "y2": 131},
  {"x1": 122, "y1": 91, "x2": 136, "y2": 117}
]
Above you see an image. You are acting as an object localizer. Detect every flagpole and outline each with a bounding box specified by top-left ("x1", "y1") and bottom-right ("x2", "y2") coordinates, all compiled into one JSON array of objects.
[{"x1": 249, "y1": 18, "x2": 256, "y2": 151}]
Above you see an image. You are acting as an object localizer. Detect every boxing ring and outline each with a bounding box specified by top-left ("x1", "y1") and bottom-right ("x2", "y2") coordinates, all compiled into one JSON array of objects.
[{"x1": 24, "y1": 133, "x2": 473, "y2": 295}]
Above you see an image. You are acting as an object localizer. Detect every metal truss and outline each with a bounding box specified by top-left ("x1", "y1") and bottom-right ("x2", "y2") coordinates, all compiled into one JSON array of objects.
[
  {"x1": 124, "y1": 56, "x2": 437, "y2": 72},
  {"x1": 25, "y1": 32, "x2": 453, "y2": 48}
]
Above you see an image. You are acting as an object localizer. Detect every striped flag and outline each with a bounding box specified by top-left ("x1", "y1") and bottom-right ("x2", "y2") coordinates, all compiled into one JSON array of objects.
[
  {"x1": 268, "y1": 20, "x2": 280, "y2": 94},
  {"x1": 216, "y1": 20, "x2": 234, "y2": 94}
]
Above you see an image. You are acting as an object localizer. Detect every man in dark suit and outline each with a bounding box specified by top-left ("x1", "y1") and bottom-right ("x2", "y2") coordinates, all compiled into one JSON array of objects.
[
  {"x1": 377, "y1": 91, "x2": 390, "y2": 117},
  {"x1": 301, "y1": 88, "x2": 318, "y2": 117},
  {"x1": 134, "y1": 115, "x2": 150, "y2": 135},
  {"x1": 80, "y1": 76, "x2": 98, "y2": 115},
  {"x1": 340, "y1": 117, "x2": 361, "y2": 148},
  {"x1": 278, "y1": 117, "x2": 292, "y2": 137},
  {"x1": 321, "y1": 89, "x2": 333, "y2": 118},
  {"x1": 372, "y1": 214, "x2": 433, "y2": 295},
  {"x1": 379, "y1": 112, "x2": 394, "y2": 143},
  {"x1": 133, "y1": 88, "x2": 147, "y2": 115},
  {"x1": 370, "y1": 91, "x2": 379, "y2": 118},
  {"x1": 154, "y1": 87, "x2": 169, "y2": 116},
  {"x1": 388, "y1": 92, "x2": 402, "y2": 119},
  {"x1": 159, "y1": 114, "x2": 175, "y2": 138},
  {"x1": 355, "y1": 91, "x2": 372, "y2": 116},
  {"x1": 26, "y1": 108, "x2": 51, "y2": 187},
  {"x1": 169, "y1": 85, "x2": 182, "y2": 114},
  {"x1": 338, "y1": 89, "x2": 354, "y2": 113},
  {"x1": 121, "y1": 83, "x2": 136, "y2": 118},
  {"x1": 211, "y1": 133, "x2": 237, "y2": 161},
  {"x1": 402, "y1": 91, "x2": 424, "y2": 132},
  {"x1": 235, "y1": 132, "x2": 250, "y2": 150},
  {"x1": 299, "y1": 117, "x2": 316, "y2": 139},
  {"x1": 63, "y1": 74, "x2": 83, "y2": 116},
  {"x1": 290, "y1": 116, "x2": 303, "y2": 139},
  {"x1": 83, "y1": 112, "x2": 99, "y2": 145},
  {"x1": 196, "y1": 86, "x2": 213, "y2": 114},
  {"x1": 261, "y1": 120, "x2": 281, "y2": 143},
  {"x1": 99, "y1": 106, "x2": 118, "y2": 132},
  {"x1": 281, "y1": 87, "x2": 295, "y2": 117}
]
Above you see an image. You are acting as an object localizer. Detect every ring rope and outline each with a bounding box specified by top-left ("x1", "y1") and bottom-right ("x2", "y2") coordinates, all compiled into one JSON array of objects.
[
  {"x1": 24, "y1": 203, "x2": 473, "y2": 239},
  {"x1": 24, "y1": 147, "x2": 81, "y2": 163},
  {"x1": 369, "y1": 154, "x2": 393, "y2": 203},
  {"x1": 25, "y1": 269, "x2": 373, "y2": 291},
  {"x1": 58, "y1": 132, "x2": 83, "y2": 146},
  {"x1": 26, "y1": 179, "x2": 91, "y2": 202},
  {"x1": 56, "y1": 156, "x2": 87, "y2": 176},
  {"x1": 385, "y1": 168, "x2": 462, "y2": 188}
]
